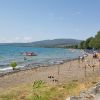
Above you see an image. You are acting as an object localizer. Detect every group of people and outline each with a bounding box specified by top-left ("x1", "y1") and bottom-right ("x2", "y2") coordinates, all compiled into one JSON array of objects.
[{"x1": 93, "y1": 51, "x2": 100, "y2": 59}]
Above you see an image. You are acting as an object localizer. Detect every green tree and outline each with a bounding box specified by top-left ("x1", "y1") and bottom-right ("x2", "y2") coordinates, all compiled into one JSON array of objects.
[
  {"x1": 89, "y1": 38, "x2": 95, "y2": 49},
  {"x1": 80, "y1": 41, "x2": 85, "y2": 49},
  {"x1": 10, "y1": 62, "x2": 17, "y2": 70},
  {"x1": 80, "y1": 31, "x2": 100, "y2": 49},
  {"x1": 94, "y1": 31, "x2": 100, "y2": 49},
  {"x1": 84, "y1": 37, "x2": 94, "y2": 49}
]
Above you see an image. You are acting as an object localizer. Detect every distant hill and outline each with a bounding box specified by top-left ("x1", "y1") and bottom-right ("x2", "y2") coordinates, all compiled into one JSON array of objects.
[
  {"x1": 0, "y1": 39, "x2": 82, "y2": 47},
  {"x1": 29, "y1": 39, "x2": 81, "y2": 47}
]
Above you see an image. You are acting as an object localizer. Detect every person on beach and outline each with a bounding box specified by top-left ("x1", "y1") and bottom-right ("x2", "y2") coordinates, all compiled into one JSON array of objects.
[
  {"x1": 93, "y1": 52, "x2": 98, "y2": 59},
  {"x1": 81, "y1": 56, "x2": 85, "y2": 62},
  {"x1": 78, "y1": 56, "x2": 81, "y2": 67},
  {"x1": 79, "y1": 56, "x2": 85, "y2": 63}
]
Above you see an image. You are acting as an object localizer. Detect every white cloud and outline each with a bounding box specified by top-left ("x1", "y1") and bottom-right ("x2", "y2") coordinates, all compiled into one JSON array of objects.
[
  {"x1": 0, "y1": 36, "x2": 33, "y2": 43},
  {"x1": 23, "y1": 37, "x2": 33, "y2": 42},
  {"x1": 15, "y1": 37, "x2": 20, "y2": 40},
  {"x1": 0, "y1": 38, "x2": 8, "y2": 43}
]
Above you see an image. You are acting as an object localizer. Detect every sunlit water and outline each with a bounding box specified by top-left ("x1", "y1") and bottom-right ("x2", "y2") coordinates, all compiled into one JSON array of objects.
[{"x1": 0, "y1": 45, "x2": 83, "y2": 71}]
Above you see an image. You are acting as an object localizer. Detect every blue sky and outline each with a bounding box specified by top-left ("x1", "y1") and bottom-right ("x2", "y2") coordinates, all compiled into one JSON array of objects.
[{"x1": 0, "y1": 0, "x2": 100, "y2": 43}]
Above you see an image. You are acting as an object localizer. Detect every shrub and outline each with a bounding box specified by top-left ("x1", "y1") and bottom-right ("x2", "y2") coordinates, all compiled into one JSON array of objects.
[
  {"x1": 10, "y1": 62, "x2": 17, "y2": 70},
  {"x1": 33, "y1": 80, "x2": 45, "y2": 89}
]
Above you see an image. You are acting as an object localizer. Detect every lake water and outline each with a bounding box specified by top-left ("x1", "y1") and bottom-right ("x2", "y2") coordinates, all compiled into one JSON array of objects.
[{"x1": 0, "y1": 45, "x2": 83, "y2": 71}]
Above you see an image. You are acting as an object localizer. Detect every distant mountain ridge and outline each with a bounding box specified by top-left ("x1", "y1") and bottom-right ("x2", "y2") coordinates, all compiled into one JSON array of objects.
[
  {"x1": 30, "y1": 39, "x2": 82, "y2": 47},
  {"x1": 0, "y1": 39, "x2": 82, "y2": 47}
]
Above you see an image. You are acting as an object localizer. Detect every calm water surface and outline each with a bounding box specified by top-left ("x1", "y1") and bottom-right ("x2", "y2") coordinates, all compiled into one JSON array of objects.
[{"x1": 0, "y1": 45, "x2": 83, "y2": 70}]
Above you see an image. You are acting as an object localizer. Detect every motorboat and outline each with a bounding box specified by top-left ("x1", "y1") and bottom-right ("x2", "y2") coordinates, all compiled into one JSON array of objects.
[{"x1": 21, "y1": 52, "x2": 37, "y2": 56}]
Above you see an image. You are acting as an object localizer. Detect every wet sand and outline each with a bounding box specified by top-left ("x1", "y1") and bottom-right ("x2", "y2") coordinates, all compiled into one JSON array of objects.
[{"x1": 0, "y1": 54, "x2": 100, "y2": 91}]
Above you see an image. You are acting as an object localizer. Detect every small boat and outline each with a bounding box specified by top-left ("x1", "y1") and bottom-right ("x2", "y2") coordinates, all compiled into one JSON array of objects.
[{"x1": 21, "y1": 52, "x2": 37, "y2": 56}]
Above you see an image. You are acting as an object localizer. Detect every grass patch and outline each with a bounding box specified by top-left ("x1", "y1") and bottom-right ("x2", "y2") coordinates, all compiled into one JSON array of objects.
[
  {"x1": 0, "y1": 80, "x2": 96, "y2": 100},
  {"x1": 33, "y1": 80, "x2": 45, "y2": 89},
  {"x1": 0, "y1": 92, "x2": 17, "y2": 100}
]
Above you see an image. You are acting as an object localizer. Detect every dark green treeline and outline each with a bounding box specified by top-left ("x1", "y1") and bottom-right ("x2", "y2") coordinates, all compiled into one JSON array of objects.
[{"x1": 80, "y1": 31, "x2": 100, "y2": 49}]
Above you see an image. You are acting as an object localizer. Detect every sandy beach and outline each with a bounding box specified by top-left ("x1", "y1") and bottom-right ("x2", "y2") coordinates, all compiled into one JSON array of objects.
[{"x1": 0, "y1": 54, "x2": 100, "y2": 92}]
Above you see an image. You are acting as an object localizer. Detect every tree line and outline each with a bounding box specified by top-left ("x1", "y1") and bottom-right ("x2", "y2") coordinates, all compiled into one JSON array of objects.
[{"x1": 80, "y1": 31, "x2": 100, "y2": 49}]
